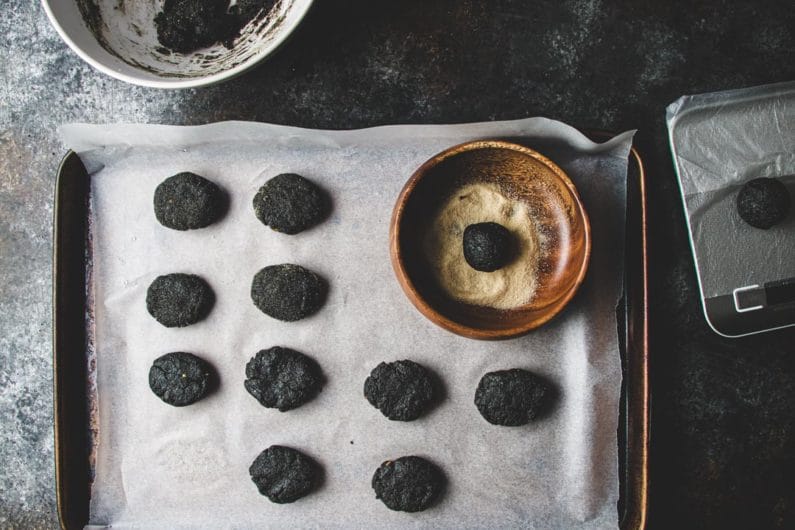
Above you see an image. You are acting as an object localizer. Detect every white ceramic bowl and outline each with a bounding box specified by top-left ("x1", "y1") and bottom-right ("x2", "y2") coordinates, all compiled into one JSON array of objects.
[{"x1": 42, "y1": 0, "x2": 313, "y2": 89}]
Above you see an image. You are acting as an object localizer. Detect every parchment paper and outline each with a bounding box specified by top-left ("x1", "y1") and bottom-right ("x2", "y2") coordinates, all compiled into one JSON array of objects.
[
  {"x1": 60, "y1": 119, "x2": 634, "y2": 530},
  {"x1": 667, "y1": 81, "x2": 795, "y2": 297}
]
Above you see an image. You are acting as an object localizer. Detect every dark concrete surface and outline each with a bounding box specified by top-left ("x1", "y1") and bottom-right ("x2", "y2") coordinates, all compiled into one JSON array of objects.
[{"x1": 1, "y1": 1, "x2": 793, "y2": 528}]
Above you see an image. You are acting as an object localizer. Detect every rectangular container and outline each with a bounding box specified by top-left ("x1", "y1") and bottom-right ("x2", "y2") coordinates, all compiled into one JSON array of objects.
[
  {"x1": 53, "y1": 133, "x2": 649, "y2": 529},
  {"x1": 667, "y1": 82, "x2": 795, "y2": 337}
]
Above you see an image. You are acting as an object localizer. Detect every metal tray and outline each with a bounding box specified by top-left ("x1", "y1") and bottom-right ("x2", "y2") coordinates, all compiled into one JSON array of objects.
[{"x1": 53, "y1": 133, "x2": 649, "y2": 529}]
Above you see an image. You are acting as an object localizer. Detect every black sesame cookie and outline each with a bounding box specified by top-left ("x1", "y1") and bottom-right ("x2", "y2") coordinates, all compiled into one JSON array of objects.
[
  {"x1": 146, "y1": 273, "x2": 215, "y2": 328},
  {"x1": 244, "y1": 347, "x2": 323, "y2": 411},
  {"x1": 249, "y1": 445, "x2": 320, "y2": 503},
  {"x1": 253, "y1": 173, "x2": 329, "y2": 234},
  {"x1": 154, "y1": 172, "x2": 226, "y2": 230},
  {"x1": 148, "y1": 352, "x2": 213, "y2": 407},
  {"x1": 474, "y1": 369, "x2": 555, "y2": 426},
  {"x1": 372, "y1": 456, "x2": 445, "y2": 512},
  {"x1": 250, "y1": 264, "x2": 327, "y2": 322},
  {"x1": 463, "y1": 222, "x2": 514, "y2": 272},
  {"x1": 736, "y1": 177, "x2": 791, "y2": 229},
  {"x1": 364, "y1": 360, "x2": 437, "y2": 421}
]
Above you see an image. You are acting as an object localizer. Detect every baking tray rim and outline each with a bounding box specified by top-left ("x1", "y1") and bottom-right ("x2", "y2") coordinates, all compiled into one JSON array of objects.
[{"x1": 52, "y1": 131, "x2": 649, "y2": 529}]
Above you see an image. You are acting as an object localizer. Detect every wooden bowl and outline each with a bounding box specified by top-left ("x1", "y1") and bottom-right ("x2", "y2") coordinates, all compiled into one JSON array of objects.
[{"x1": 390, "y1": 140, "x2": 591, "y2": 340}]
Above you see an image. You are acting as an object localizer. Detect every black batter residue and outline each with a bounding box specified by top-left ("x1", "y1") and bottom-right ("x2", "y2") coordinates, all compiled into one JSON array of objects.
[
  {"x1": 249, "y1": 445, "x2": 321, "y2": 503},
  {"x1": 155, "y1": 0, "x2": 277, "y2": 54}
]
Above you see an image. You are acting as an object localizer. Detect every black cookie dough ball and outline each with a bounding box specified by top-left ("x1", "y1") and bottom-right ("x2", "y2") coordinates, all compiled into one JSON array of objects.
[
  {"x1": 736, "y1": 177, "x2": 791, "y2": 229},
  {"x1": 253, "y1": 173, "x2": 329, "y2": 234},
  {"x1": 364, "y1": 360, "x2": 437, "y2": 421},
  {"x1": 146, "y1": 273, "x2": 214, "y2": 328},
  {"x1": 463, "y1": 222, "x2": 514, "y2": 272},
  {"x1": 244, "y1": 347, "x2": 323, "y2": 411},
  {"x1": 155, "y1": 0, "x2": 237, "y2": 54},
  {"x1": 474, "y1": 369, "x2": 554, "y2": 426},
  {"x1": 154, "y1": 172, "x2": 226, "y2": 230},
  {"x1": 149, "y1": 352, "x2": 213, "y2": 406},
  {"x1": 372, "y1": 456, "x2": 445, "y2": 512},
  {"x1": 250, "y1": 264, "x2": 327, "y2": 322},
  {"x1": 249, "y1": 445, "x2": 320, "y2": 503}
]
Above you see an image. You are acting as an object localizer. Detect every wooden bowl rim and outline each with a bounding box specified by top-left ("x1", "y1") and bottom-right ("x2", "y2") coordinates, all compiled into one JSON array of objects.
[{"x1": 389, "y1": 139, "x2": 592, "y2": 340}]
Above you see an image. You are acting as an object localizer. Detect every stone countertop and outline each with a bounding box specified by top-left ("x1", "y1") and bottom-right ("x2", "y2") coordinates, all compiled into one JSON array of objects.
[{"x1": 1, "y1": 1, "x2": 793, "y2": 528}]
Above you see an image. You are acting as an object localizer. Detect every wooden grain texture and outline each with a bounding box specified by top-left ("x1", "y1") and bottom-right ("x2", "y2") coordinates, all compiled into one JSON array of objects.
[{"x1": 389, "y1": 140, "x2": 591, "y2": 340}]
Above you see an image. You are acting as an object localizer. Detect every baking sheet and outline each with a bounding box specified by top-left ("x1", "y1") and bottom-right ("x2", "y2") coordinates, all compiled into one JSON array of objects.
[
  {"x1": 667, "y1": 81, "x2": 795, "y2": 298},
  {"x1": 60, "y1": 119, "x2": 633, "y2": 529}
]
